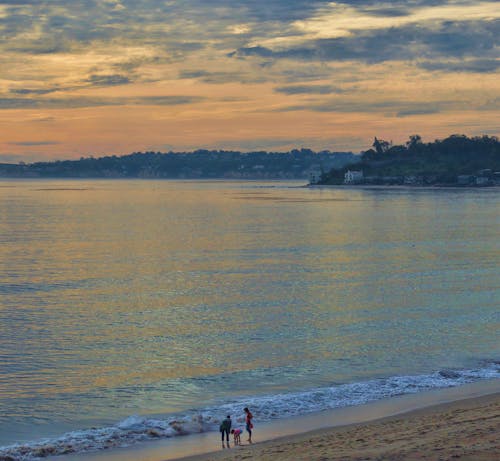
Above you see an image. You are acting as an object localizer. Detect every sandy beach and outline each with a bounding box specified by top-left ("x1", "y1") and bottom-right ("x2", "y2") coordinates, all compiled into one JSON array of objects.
[{"x1": 177, "y1": 392, "x2": 499, "y2": 461}]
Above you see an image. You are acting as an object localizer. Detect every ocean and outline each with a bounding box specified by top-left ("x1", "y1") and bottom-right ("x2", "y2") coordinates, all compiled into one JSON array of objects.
[{"x1": 0, "y1": 179, "x2": 499, "y2": 460}]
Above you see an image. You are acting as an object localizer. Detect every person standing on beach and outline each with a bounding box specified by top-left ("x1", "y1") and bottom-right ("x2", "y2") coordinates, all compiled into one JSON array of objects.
[
  {"x1": 219, "y1": 415, "x2": 232, "y2": 448},
  {"x1": 244, "y1": 407, "x2": 253, "y2": 443}
]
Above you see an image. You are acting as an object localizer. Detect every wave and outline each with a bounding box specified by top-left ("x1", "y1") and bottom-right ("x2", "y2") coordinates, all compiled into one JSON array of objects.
[{"x1": 1, "y1": 361, "x2": 498, "y2": 460}]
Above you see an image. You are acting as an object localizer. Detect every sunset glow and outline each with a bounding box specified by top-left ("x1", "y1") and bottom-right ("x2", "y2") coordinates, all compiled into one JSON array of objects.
[{"x1": 0, "y1": 0, "x2": 498, "y2": 161}]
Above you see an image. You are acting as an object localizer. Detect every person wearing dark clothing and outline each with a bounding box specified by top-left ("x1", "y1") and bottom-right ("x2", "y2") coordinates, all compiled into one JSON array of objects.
[{"x1": 219, "y1": 415, "x2": 232, "y2": 448}]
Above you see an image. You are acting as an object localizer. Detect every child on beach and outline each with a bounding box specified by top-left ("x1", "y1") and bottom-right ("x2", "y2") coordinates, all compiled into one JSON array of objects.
[
  {"x1": 244, "y1": 407, "x2": 253, "y2": 443},
  {"x1": 219, "y1": 415, "x2": 232, "y2": 448},
  {"x1": 231, "y1": 428, "x2": 242, "y2": 445}
]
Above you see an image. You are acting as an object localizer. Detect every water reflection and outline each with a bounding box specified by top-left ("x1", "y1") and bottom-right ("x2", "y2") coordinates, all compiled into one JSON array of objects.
[{"x1": 0, "y1": 180, "x2": 498, "y2": 442}]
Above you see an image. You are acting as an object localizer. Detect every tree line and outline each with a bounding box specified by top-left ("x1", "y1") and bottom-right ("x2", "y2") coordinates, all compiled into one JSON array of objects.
[
  {"x1": 318, "y1": 134, "x2": 500, "y2": 185},
  {"x1": 0, "y1": 149, "x2": 356, "y2": 179}
]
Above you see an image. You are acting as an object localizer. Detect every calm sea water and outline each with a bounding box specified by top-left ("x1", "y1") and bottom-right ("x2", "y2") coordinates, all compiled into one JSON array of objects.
[{"x1": 1, "y1": 180, "x2": 499, "y2": 458}]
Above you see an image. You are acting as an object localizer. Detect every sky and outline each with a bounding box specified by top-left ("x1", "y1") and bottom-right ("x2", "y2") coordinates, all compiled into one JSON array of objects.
[{"x1": 0, "y1": 0, "x2": 498, "y2": 162}]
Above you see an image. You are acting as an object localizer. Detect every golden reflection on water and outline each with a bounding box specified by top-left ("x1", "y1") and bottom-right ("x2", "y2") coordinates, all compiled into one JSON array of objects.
[{"x1": 1, "y1": 181, "x2": 499, "y2": 418}]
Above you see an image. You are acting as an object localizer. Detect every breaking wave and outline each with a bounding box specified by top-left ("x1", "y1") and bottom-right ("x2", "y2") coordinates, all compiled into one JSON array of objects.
[{"x1": 1, "y1": 361, "x2": 498, "y2": 460}]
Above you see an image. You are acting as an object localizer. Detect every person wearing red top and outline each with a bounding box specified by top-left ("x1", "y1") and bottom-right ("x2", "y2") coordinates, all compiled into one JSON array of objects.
[{"x1": 243, "y1": 407, "x2": 253, "y2": 443}]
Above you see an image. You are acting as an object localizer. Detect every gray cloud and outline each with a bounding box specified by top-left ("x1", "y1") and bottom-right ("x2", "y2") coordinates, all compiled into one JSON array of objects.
[
  {"x1": 6, "y1": 1, "x2": 491, "y2": 80},
  {"x1": 274, "y1": 84, "x2": 343, "y2": 95},
  {"x1": 178, "y1": 70, "x2": 211, "y2": 79},
  {"x1": 112, "y1": 55, "x2": 165, "y2": 73},
  {"x1": 1, "y1": 1, "x2": 477, "y2": 58},
  {"x1": 87, "y1": 74, "x2": 131, "y2": 86},
  {"x1": 166, "y1": 41, "x2": 206, "y2": 52},
  {"x1": 139, "y1": 95, "x2": 203, "y2": 105},
  {"x1": 275, "y1": 99, "x2": 446, "y2": 116},
  {"x1": 396, "y1": 108, "x2": 441, "y2": 117},
  {"x1": 0, "y1": 1, "x2": 47, "y2": 4},
  {"x1": 478, "y1": 97, "x2": 500, "y2": 111},
  {"x1": 7, "y1": 39, "x2": 72, "y2": 54},
  {"x1": 1, "y1": 1, "x2": 498, "y2": 118},
  {"x1": 9, "y1": 75, "x2": 132, "y2": 97},
  {"x1": 173, "y1": 0, "x2": 331, "y2": 22},
  {"x1": 9, "y1": 141, "x2": 60, "y2": 146},
  {"x1": 418, "y1": 59, "x2": 500, "y2": 73},
  {"x1": 234, "y1": 19, "x2": 500, "y2": 64},
  {"x1": 0, "y1": 0, "x2": 330, "y2": 55},
  {"x1": 10, "y1": 88, "x2": 61, "y2": 95},
  {"x1": 275, "y1": 94, "x2": 500, "y2": 117},
  {"x1": 178, "y1": 69, "x2": 267, "y2": 84},
  {"x1": 278, "y1": 66, "x2": 335, "y2": 83},
  {"x1": 0, "y1": 95, "x2": 203, "y2": 109},
  {"x1": 0, "y1": 97, "x2": 39, "y2": 108}
]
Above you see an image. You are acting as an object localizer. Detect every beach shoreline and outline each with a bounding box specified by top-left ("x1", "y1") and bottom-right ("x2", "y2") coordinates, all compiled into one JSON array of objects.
[
  {"x1": 54, "y1": 379, "x2": 500, "y2": 461},
  {"x1": 176, "y1": 388, "x2": 500, "y2": 461}
]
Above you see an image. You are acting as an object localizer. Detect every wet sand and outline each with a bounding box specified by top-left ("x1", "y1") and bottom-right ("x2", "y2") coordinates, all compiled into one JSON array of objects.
[
  {"x1": 177, "y1": 392, "x2": 499, "y2": 461},
  {"x1": 57, "y1": 381, "x2": 499, "y2": 461}
]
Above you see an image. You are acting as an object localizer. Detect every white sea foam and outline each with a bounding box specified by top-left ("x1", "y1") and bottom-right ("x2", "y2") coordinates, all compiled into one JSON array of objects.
[{"x1": 1, "y1": 361, "x2": 498, "y2": 460}]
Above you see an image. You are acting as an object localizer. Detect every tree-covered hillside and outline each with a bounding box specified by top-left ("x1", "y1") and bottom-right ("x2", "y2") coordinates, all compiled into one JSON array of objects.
[
  {"x1": 318, "y1": 135, "x2": 500, "y2": 186},
  {"x1": 0, "y1": 149, "x2": 356, "y2": 179}
]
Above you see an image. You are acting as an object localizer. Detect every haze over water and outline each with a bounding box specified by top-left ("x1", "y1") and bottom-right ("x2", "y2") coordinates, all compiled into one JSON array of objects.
[{"x1": 0, "y1": 180, "x2": 499, "y2": 457}]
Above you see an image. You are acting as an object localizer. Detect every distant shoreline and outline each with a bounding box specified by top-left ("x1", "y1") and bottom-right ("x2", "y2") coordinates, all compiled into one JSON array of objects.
[
  {"x1": 1, "y1": 177, "x2": 499, "y2": 190},
  {"x1": 309, "y1": 183, "x2": 500, "y2": 190}
]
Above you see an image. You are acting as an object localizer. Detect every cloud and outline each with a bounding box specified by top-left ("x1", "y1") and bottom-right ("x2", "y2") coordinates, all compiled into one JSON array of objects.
[
  {"x1": 182, "y1": 0, "x2": 331, "y2": 22},
  {"x1": 0, "y1": 97, "x2": 39, "y2": 108},
  {"x1": 9, "y1": 141, "x2": 60, "y2": 146},
  {"x1": 178, "y1": 70, "x2": 211, "y2": 79},
  {"x1": 234, "y1": 19, "x2": 500, "y2": 64},
  {"x1": 478, "y1": 97, "x2": 500, "y2": 111},
  {"x1": 6, "y1": 39, "x2": 72, "y2": 54},
  {"x1": 0, "y1": 1, "x2": 47, "y2": 4},
  {"x1": 87, "y1": 74, "x2": 131, "y2": 86},
  {"x1": 286, "y1": 1, "x2": 499, "y2": 41},
  {"x1": 275, "y1": 99, "x2": 446, "y2": 116},
  {"x1": 165, "y1": 41, "x2": 206, "y2": 52},
  {"x1": 418, "y1": 58, "x2": 500, "y2": 73},
  {"x1": 357, "y1": 6, "x2": 411, "y2": 18},
  {"x1": 396, "y1": 108, "x2": 441, "y2": 117},
  {"x1": 273, "y1": 97, "x2": 500, "y2": 118},
  {"x1": 0, "y1": 0, "x2": 330, "y2": 57},
  {"x1": 274, "y1": 84, "x2": 343, "y2": 95},
  {"x1": 30, "y1": 116, "x2": 56, "y2": 123},
  {"x1": 0, "y1": 95, "x2": 203, "y2": 109},
  {"x1": 8, "y1": 75, "x2": 132, "y2": 97},
  {"x1": 139, "y1": 95, "x2": 203, "y2": 105},
  {"x1": 111, "y1": 54, "x2": 165, "y2": 73},
  {"x1": 1, "y1": 0, "x2": 498, "y2": 160},
  {"x1": 178, "y1": 69, "x2": 266, "y2": 84},
  {"x1": 10, "y1": 88, "x2": 61, "y2": 95},
  {"x1": 9, "y1": 0, "x2": 495, "y2": 92}
]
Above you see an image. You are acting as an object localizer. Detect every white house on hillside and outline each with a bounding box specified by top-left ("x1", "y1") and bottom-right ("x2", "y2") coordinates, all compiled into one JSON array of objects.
[{"x1": 344, "y1": 170, "x2": 363, "y2": 184}]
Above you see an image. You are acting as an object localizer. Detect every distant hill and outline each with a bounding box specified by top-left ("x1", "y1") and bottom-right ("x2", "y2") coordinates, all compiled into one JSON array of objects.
[
  {"x1": 0, "y1": 149, "x2": 357, "y2": 180},
  {"x1": 316, "y1": 135, "x2": 500, "y2": 186}
]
